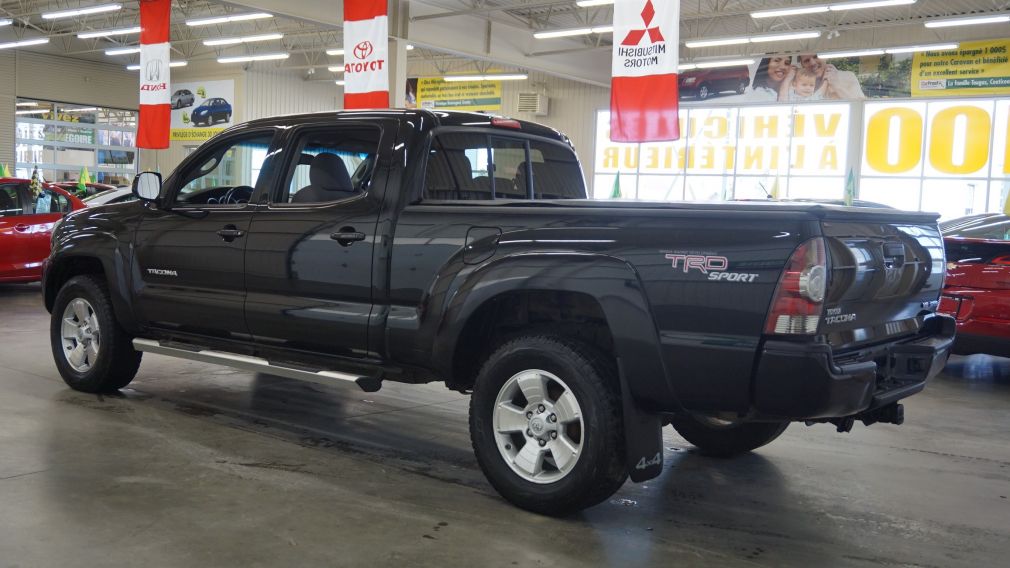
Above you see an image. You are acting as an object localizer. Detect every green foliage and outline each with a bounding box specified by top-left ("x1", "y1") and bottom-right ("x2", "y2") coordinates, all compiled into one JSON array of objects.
[{"x1": 197, "y1": 87, "x2": 207, "y2": 98}]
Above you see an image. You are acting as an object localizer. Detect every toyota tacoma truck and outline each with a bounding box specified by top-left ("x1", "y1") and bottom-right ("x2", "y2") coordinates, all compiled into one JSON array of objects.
[{"x1": 44, "y1": 110, "x2": 954, "y2": 515}]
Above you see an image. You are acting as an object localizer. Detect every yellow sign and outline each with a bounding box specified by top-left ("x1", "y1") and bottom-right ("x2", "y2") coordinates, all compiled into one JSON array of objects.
[
  {"x1": 861, "y1": 100, "x2": 1010, "y2": 177},
  {"x1": 912, "y1": 39, "x2": 1010, "y2": 97},
  {"x1": 170, "y1": 128, "x2": 224, "y2": 141},
  {"x1": 417, "y1": 78, "x2": 502, "y2": 111}
]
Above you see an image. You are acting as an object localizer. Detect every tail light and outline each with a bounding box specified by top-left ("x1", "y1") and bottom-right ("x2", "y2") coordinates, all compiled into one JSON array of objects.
[{"x1": 764, "y1": 237, "x2": 827, "y2": 335}]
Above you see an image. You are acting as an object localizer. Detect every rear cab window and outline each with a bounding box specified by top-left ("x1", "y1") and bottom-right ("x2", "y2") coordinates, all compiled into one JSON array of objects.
[{"x1": 423, "y1": 130, "x2": 585, "y2": 201}]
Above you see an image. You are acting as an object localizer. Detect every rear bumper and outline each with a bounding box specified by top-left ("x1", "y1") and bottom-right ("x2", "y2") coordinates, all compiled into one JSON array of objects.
[{"x1": 752, "y1": 314, "x2": 955, "y2": 420}]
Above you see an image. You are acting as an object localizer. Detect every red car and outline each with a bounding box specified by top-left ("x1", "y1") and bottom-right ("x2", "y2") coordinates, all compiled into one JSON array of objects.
[
  {"x1": 679, "y1": 66, "x2": 751, "y2": 100},
  {"x1": 939, "y1": 213, "x2": 1010, "y2": 357},
  {"x1": 52, "y1": 181, "x2": 117, "y2": 199},
  {"x1": 0, "y1": 178, "x2": 86, "y2": 283}
]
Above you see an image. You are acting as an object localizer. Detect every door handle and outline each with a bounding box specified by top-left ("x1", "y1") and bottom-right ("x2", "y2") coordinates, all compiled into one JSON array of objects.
[
  {"x1": 330, "y1": 227, "x2": 366, "y2": 246},
  {"x1": 14, "y1": 224, "x2": 29, "y2": 232},
  {"x1": 216, "y1": 225, "x2": 245, "y2": 242}
]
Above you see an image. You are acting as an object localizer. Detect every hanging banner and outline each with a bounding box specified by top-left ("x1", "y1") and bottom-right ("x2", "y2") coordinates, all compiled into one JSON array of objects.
[
  {"x1": 137, "y1": 0, "x2": 171, "y2": 149},
  {"x1": 912, "y1": 39, "x2": 1010, "y2": 97},
  {"x1": 170, "y1": 80, "x2": 235, "y2": 141},
  {"x1": 611, "y1": 0, "x2": 680, "y2": 142},
  {"x1": 343, "y1": 0, "x2": 389, "y2": 109}
]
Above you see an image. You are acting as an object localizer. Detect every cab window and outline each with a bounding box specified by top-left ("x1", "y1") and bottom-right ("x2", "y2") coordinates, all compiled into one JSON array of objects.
[
  {"x1": 175, "y1": 133, "x2": 274, "y2": 206},
  {"x1": 277, "y1": 127, "x2": 380, "y2": 205}
]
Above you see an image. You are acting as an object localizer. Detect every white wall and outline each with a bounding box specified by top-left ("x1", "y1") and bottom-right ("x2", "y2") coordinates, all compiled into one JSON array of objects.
[{"x1": 408, "y1": 60, "x2": 610, "y2": 180}]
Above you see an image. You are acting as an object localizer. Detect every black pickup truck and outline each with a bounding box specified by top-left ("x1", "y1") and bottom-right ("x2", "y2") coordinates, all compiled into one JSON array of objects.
[{"x1": 44, "y1": 110, "x2": 954, "y2": 515}]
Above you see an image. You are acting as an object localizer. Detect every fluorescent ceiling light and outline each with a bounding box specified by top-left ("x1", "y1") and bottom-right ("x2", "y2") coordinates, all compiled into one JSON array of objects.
[
  {"x1": 750, "y1": 31, "x2": 821, "y2": 43},
  {"x1": 925, "y1": 14, "x2": 1010, "y2": 28},
  {"x1": 61, "y1": 107, "x2": 99, "y2": 112},
  {"x1": 443, "y1": 73, "x2": 528, "y2": 81},
  {"x1": 327, "y1": 48, "x2": 344, "y2": 56},
  {"x1": 43, "y1": 3, "x2": 121, "y2": 19},
  {"x1": 0, "y1": 19, "x2": 12, "y2": 26},
  {"x1": 186, "y1": 12, "x2": 272, "y2": 27},
  {"x1": 830, "y1": 0, "x2": 915, "y2": 11},
  {"x1": 685, "y1": 37, "x2": 749, "y2": 48},
  {"x1": 16, "y1": 109, "x2": 48, "y2": 115},
  {"x1": 217, "y1": 52, "x2": 289, "y2": 63},
  {"x1": 752, "y1": 6, "x2": 830, "y2": 18},
  {"x1": 127, "y1": 61, "x2": 187, "y2": 70},
  {"x1": 533, "y1": 26, "x2": 612, "y2": 39},
  {"x1": 15, "y1": 101, "x2": 38, "y2": 107},
  {"x1": 696, "y1": 58, "x2": 756, "y2": 69},
  {"x1": 0, "y1": 38, "x2": 50, "y2": 49},
  {"x1": 885, "y1": 43, "x2": 958, "y2": 54},
  {"x1": 679, "y1": 63, "x2": 698, "y2": 71},
  {"x1": 77, "y1": 26, "x2": 140, "y2": 39},
  {"x1": 406, "y1": 44, "x2": 415, "y2": 50},
  {"x1": 335, "y1": 80, "x2": 345, "y2": 86},
  {"x1": 203, "y1": 33, "x2": 283, "y2": 47},
  {"x1": 818, "y1": 49, "x2": 885, "y2": 58},
  {"x1": 576, "y1": 0, "x2": 614, "y2": 6},
  {"x1": 327, "y1": 66, "x2": 344, "y2": 73},
  {"x1": 105, "y1": 46, "x2": 140, "y2": 56},
  {"x1": 687, "y1": 30, "x2": 820, "y2": 48}
]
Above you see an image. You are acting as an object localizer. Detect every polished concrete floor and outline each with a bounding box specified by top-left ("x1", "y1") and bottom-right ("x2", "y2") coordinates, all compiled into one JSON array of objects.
[{"x1": 2, "y1": 283, "x2": 1008, "y2": 567}]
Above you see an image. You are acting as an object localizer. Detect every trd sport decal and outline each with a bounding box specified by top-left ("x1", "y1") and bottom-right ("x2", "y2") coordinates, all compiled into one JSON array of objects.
[{"x1": 663, "y1": 252, "x2": 759, "y2": 282}]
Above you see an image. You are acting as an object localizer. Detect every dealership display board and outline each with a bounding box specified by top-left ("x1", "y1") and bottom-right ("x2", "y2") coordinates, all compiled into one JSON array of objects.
[
  {"x1": 594, "y1": 97, "x2": 1010, "y2": 219},
  {"x1": 414, "y1": 78, "x2": 502, "y2": 111},
  {"x1": 170, "y1": 80, "x2": 235, "y2": 141}
]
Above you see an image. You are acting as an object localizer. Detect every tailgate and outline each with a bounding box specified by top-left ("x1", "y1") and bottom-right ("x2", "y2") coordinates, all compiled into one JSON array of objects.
[{"x1": 820, "y1": 219, "x2": 945, "y2": 350}]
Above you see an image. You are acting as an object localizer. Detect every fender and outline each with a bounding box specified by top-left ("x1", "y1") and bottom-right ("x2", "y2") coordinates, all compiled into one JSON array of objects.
[
  {"x1": 45, "y1": 222, "x2": 140, "y2": 335},
  {"x1": 430, "y1": 252, "x2": 674, "y2": 481}
]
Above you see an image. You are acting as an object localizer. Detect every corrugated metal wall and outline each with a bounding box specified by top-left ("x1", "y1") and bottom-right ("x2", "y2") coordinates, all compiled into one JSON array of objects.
[{"x1": 408, "y1": 61, "x2": 610, "y2": 180}]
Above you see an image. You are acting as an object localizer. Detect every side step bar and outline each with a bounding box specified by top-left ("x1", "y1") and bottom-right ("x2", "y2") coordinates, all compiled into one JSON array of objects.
[{"x1": 132, "y1": 338, "x2": 382, "y2": 392}]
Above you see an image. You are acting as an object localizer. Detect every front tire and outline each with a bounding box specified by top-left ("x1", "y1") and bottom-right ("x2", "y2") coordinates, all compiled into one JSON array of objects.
[
  {"x1": 50, "y1": 275, "x2": 142, "y2": 393},
  {"x1": 469, "y1": 335, "x2": 628, "y2": 515},
  {"x1": 670, "y1": 414, "x2": 788, "y2": 457}
]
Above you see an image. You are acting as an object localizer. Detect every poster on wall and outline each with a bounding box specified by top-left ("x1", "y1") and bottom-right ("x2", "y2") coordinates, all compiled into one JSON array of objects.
[
  {"x1": 415, "y1": 78, "x2": 502, "y2": 111},
  {"x1": 170, "y1": 79, "x2": 235, "y2": 142},
  {"x1": 911, "y1": 39, "x2": 1010, "y2": 97},
  {"x1": 679, "y1": 52, "x2": 914, "y2": 103}
]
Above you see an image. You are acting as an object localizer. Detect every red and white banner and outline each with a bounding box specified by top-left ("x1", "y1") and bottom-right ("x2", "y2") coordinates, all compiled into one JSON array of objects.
[
  {"x1": 138, "y1": 0, "x2": 171, "y2": 149},
  {"x1": 343, "y1": 0, "x2": 389, "y2": 109},
  {"x1": 611, "y1": 0, "x2": 680, "y2": 142}
]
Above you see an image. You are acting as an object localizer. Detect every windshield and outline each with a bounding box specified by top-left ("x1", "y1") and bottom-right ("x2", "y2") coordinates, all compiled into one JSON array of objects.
[{"x1": 941, "y1": 215, "x2": 1010, "y2": 241}]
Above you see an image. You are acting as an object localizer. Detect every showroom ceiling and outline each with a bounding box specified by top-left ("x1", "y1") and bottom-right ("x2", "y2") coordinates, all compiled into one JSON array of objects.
[{"x1": 0, "y1": 0, "x2": 1006, "y2": 84}]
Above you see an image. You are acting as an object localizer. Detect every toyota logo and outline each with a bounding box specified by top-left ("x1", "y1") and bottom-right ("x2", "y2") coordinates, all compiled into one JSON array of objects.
[{"x1": 353, "y1": 41, "x2": 373, "y2": 60}]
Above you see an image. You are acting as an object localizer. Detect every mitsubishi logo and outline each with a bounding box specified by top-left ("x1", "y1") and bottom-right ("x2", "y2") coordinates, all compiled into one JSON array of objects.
[
  {"x1": 353, "y1": 41, "x2": 374, "y2": 60},
  {"x1": 621, "y1": 0, "x2": 665, "y2": 46}
]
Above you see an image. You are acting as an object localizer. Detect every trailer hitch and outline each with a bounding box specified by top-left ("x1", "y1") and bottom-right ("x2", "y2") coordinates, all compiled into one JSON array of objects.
[{"x1": 805, "y1": 403, "x2": 905, "y2": 433}]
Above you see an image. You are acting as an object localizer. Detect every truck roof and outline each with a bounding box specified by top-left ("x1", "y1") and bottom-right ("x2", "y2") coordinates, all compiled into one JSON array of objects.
[{"x1": 239, "y1": 108, "x2": 571, "y2": 144}]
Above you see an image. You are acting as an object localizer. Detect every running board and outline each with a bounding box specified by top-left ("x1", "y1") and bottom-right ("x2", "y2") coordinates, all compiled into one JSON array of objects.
[{"x1": 132, "y1": 338, "x2": 382, "y2": 392}]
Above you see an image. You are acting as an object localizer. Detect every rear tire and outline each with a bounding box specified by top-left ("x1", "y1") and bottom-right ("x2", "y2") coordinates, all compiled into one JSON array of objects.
[
  {"x1": 469, "y1": 335, "x2": 628, "y2": 515},
  {"x1": 50, "y1": 275, "x2": 142, "y2": 393},
  {"x1": 670, "y1": 415, "x2": 788, "y2": 457}
]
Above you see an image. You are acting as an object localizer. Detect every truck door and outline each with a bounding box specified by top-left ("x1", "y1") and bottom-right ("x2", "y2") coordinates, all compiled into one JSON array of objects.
[
  {"x1": 243, "y1": 122, "x2": 389, "y2": 359},
  {"x1": 132, "y1": 128, "x2": 281, "y2": 339}
]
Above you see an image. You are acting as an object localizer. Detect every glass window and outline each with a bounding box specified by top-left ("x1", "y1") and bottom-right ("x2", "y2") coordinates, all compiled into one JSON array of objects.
[
  {"x1": 15, "y1": 99, "x2": 137, "y2": 187},
  {"x1": 490, "y1": 137, "x2": 528, "y2": 199},
  {"x1": 529, "y1": 140, "x2": 585, "y2": 199},
  {"x1": 176, "y1": 133, "x2": 274, "y2": 206},
  {"x1": 282, "y1": 127, "x2": 379, "y2": 204},
  {"x1": 0, "y1": 184, "x2": 24, "y2": 216},
  {"x1": 859, "y1": 178, "x2": 922, "y2": 211},
  {"x1": 425, "y1": 133, "x2": 492, "y2": 200}
]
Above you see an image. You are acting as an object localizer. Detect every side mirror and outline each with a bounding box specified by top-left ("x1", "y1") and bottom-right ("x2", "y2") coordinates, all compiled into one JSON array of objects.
[{"x1": 132, "y1": 171, "x2": 162, "y2": 203}]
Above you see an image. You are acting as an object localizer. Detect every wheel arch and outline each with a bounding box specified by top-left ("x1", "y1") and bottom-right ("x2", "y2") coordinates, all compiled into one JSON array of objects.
[{"x1": 45, "y1": 250, "x2": 138, "y2": 334}]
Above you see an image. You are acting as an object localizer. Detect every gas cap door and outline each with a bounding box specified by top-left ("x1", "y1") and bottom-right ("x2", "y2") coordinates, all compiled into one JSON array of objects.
[{"x1": 464, "y1": 226, "x2": 502, "y2": 265}]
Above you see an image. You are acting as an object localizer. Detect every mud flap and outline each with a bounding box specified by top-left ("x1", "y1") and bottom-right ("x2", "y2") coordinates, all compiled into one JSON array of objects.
[{"x1": 618, "y1": 361, "x2": 664, "y2": 482}]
